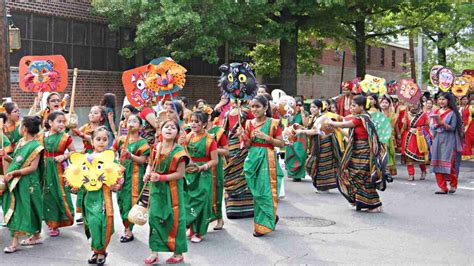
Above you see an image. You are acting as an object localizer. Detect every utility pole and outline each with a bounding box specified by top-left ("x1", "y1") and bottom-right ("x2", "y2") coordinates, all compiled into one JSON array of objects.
[
  {"x1": 409, "y1": 33, "x2": 416, "y2": 81},
  {"x1": 0, "y1": 2, "x2": 10, "y2": 99}
]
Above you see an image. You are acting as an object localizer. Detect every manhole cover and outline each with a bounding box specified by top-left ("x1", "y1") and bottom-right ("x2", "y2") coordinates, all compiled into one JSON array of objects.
[{"x1": 280, "y1": 216, "x2": 335, "y2": 227}]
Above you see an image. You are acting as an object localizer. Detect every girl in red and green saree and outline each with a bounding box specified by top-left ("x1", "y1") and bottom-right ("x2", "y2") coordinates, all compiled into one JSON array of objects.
[
  {"x1": 206, "y1": 110, "x2": 229, "y2": 230},
  {"x1": 400, "y1": 103, "x2": 431, "y2": 181},
  {"x1": 185, "y1": 111, "x2": 218, "y2": 243},
  {"x1": 284, "y1": 98, "x2": 308, "y2": 182},
  {"x1": 430, "y1": 92, "x2": 463, "y2": 194},
  {"x1": 2, "y1": 115, "x2": 44, "y2": 253},
  {"x1": 240, "y1": 95, "x2": 285, "y2": 237},
  {"x1": 380, "y1": 94, "x2": 398, "y2": 176},
  {"x1": 327, "y1": 95, "x2": 387, "y2": 213},
  {"x1": 2, "y1": 102, "x2": 22, "y2": 150},
  {"x1": 31, "y1": 92, "x2": 69, "y2": 129},
  {"x1": 77, "y1": 126, "x2": 121, "y2": 266},
  {"x1": 295, "y1": 99, "x2": 343, "y2": 192},
  {"x1": 143, "y1": 119, "x2": 190, "y2": 265},
  {"x1": 72, "y1": 105, "x2": 107, "y2": 224},
  {"x1": 38, "y1": 111, "x2": 76, "y2": 237},
  {"x1": 113, "y1": 114, "x2": 150, "y2": 243}
]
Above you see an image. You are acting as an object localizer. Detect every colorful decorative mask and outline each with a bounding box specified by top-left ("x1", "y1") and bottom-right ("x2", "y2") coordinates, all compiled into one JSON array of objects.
[
  {"x1": 386, "y1": 80, "x2": 398, "y2": 95},
  {"x1": 278, "y1": 95, "x2": 296, "y2": 118},
  {"x1": 218, "y1": 62, "x2": 258, "y2": 100},
  {"x1": 427, "y1": 85, "x2": 439, "y2": 97},
  {"x1": 122, "y1": 57, "x2": 187, "y2": 108},
  {"x1": 430, "y1": 65, "x2": 443, "y2": 87},
  {"x1": 396, "y1": 79, "x2": 421, "y2": 104},
  {"x1": 341, "y1": 78, "x2": 362, "y2": 94},
  {"x1": 462, "y1": 69, "x2": 474, "y2": 93},
  {"x1": 19, "y1": 55, "x2": 68, "y2": 93},
  {"x1": 360, "y1": 74, "x2": 387, "y2": 95},
  {"x1": 452, "y1": 75, "x2": 470, "y2": 98},
  {"x1": 437, "y1": 67, "x2": 455, "y2": 92},
  {"x1": 145, "y1": 57, "x2": 187, "y2": 99},
  {"x1": 65, "y1": 150, "x2": 123, "y2": 191}
]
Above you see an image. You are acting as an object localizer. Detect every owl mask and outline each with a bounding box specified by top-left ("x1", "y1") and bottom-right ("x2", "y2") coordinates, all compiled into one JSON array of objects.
[
  {"x1": 396, "y1": 79, "x2": 421, "y2": 104},
  {"x1": 452, "y1": 75, "x2": 471, "y2": 98},
  {"x1": 438, "y1": 67, "x2": 455, "y2": 92},
  {"x1": 360, "y1": 74, "x2": 387, "y2": 95}
]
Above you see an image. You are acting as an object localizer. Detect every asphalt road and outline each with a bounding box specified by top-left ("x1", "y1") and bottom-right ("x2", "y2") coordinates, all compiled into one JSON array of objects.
[{"x1": 1, "y1": 140, "x2": 473, "y2": 265}]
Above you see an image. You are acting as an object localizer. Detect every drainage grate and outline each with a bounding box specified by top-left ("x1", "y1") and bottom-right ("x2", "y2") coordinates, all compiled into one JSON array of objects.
[{"x1": 280, "y1": 216, "x2": 336, "y2": 227}]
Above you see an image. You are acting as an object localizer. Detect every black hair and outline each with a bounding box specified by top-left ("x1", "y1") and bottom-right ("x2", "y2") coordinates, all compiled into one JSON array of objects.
[
  {"x1": 47, "y1": 92, "x2": 61, "y2": 104},
  {"x1": 22, "y1": 115, "x2": 41, "y2": 135},
  {"x1": 0, "y1": 113, "x2": 6, "y2": 123},
  {"x1": 353, "y1": 95, "x2": 369, "y2": 111},
  {"x1": 100, "y1": 93, "x2": 116, "y2": 109},
  {"x1": 258, "y1": 85, "x2": 268, "y2": 91},
  {"x1": 191, "y1": 110, "x2": 209, "y2": 126},
  {"x1": 312, "y1": 99, "x2": 325, "y2": 112},
  {"x1": 4, "y1": 102, "x2": 17, "y2": 114},
  {"x1": 121, "y1": 105, "x2": 138, "y2": 121},
  {"x1": 380, "y1": 94, "x2": 392, "y2": 105},
  {"x1": 91, "y1": 105, "x2": 107, "y2": 125},
  {"x1": 195, "y1": 99, "x2": 207, "y2": 108},
  {"x1": 263, "y1": 93, "x2": 273, "y2": 102},
  {"x1": 92, "y1": 126, "x2": 109, "y2": 139},
  {"x1": 179, "y1": 96, "x2": 189, "y2": 107},
  {"x1": 171, "y1": 100, "x2": 184, "y2": 120},
  {"x1": 253, "y1": 95, "x2": 272, "y2": 117},
  {"x1": 368, "y1": 93, "x2": 381, "y2": 110},
  {"x1": 45, "y1": 111, "x2": 65, "y2": 130},
  {"x1": 438, "y1": 92, "x2": 464, "y2": 140}
]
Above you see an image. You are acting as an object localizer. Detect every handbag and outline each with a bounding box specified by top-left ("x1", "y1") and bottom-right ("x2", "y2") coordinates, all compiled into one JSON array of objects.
[{"x1": 127, "y1": 183, "x2": 151, "y2": 226}]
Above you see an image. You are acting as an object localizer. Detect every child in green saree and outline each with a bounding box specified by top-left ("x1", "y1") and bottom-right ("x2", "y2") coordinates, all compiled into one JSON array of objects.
[
  {"x1": 2, "y1": 115, "x2": 44, "y2": 253},
  {"x1": 144, "y1": 119, "x2": 190, "y2": 264}
]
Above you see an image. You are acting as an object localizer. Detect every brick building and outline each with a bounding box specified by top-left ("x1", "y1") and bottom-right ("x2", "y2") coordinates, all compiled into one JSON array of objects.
[{"x1": 3, "y1": 0, "x2": 409, "y2": 123}]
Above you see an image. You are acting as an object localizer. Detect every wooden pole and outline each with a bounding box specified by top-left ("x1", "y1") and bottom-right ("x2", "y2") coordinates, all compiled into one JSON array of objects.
[{"x1": 0, "y1": 2, "x2": 11, "y2": 99}]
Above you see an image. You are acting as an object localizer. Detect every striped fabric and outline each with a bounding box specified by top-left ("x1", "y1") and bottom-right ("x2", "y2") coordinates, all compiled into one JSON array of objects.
[
  {"x1": 306, "y1": 134, "x2": 339, "y2": 191},
  {"x1": 339, "y1": 140, "x2": 382, "y2": 210},
  {"x1": 223, "y1": 135, "x2": 254, "y2": 219}
]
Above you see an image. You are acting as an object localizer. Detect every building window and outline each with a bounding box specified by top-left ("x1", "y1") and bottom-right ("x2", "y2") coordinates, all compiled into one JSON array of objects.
[
  {"x1": 380, "y1": 48, "x2": 385, "y2": 66},
  {"x1": 9, "y1": 11, "x2": 135, "y2": 71},
  {"x1": 391, "y1": 50, "x2": 396, "y2": 68},
  {"x1": 366, "y1": 46, "x2": 371, "y2": 64},
  {"x1": 403, "y1": 52, "x2": 407, "y2": 70}
]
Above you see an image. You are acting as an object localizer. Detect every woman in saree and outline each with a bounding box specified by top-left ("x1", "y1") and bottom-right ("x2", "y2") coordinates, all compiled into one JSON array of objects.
[
  {"x1": 240, "y1": 95, "x2": 284, "y2": 237},
  {"x1": 38, "y1": 111, "x2": 76, "y2": 237},
  {"x1": 185, "y1": 111, "x2": 218, "y2": 243},
  {"x1": 31, "y1": 92, "x2": 68, "y2": 129},
  {"x1": 327, "y1": 95, "x2": 386, "y2": 213},
  {"x1": 430, "y1": 92, "x2": 463, "y2": 194},
  {"x1": 2, "y1": 102, "x2": 22, "y2": 149},
  {"x1": 113, "y1": 114, "x2": 150, "y2": 242},
  {"x1": 380, "y1": 94, "x2": 398, "y2": 176},
  {"x1": 144, "y1": 119, "x2": 190, "y2": 265},
  {"x1": 206, "y1": 110, "x2": 229, "y2": 230},
  {"x1": 460, "y1": 94, "x2": 474, "y2": 160},
  {"x1": 284, "y1": 98, "x2": 308, "y2": 182},
  {"x1": 222, "y1": 100, "x2": 255, "y2": 219},
  {"x1": 400, "y1": 102, "x2": 431, "y2": 181},
  {"x1": 2, "y1": 116, "x2": 44, "y2": 253},
  {"x1": 295, "y1": 99, "x2": 343, "y2": 192}
]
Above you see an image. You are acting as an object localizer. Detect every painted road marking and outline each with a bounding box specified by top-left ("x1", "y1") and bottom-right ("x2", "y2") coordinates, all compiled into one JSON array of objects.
[{"x1": 458, "y1": 186, "x2": 474, "y2": 191}]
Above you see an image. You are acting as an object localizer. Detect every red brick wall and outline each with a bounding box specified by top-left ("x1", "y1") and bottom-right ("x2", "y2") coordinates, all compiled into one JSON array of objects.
[{"x1": 6, "y1": 0, "x2": 105, "y2": 22}]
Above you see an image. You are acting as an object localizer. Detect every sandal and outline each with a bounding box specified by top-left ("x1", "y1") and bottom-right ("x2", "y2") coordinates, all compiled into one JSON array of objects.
[
  {"x1": 88, "y1": 253, "x2": 98, "y2": 264},
  {"x1": 166, "y1": 255, "x2": 184, "y2": 264},
  {"x1": 3, "y1": 245, "x2": 18, "y2": 254},
  {"x1": 213, "y1": 219, "x2": 224, "y2": 230},
  {"x1": 253, "y1": 231, "x2": 264, "y2": 237},
  {"x1": 190, "y1": 234, "x2": 202, "y2": 243},
  {"x1": 96, "y1": 254, "x2": 106, "y2": 266},
  {"x1": 20, "y1": 237, "x2": 43, "y2": 246},
  {"x1": 144, "y1": 253, "x2": 159, "y2": 265},
  {"x1": 448, "y1": 188, "x2": 457, "y2": 194},
  {"x1": 48, "y1": 227, "x2": 60, "y2": 237},
  {"x1": 420, "y1": 172, "x2": 427, "y2": 180},
  {"x1": 366, "y1": 206, "x2": 383, "y2": 213},
  {"x1": 120, "y1": 234, "x2": 134, "y2": 243},
  {"x1": 407, "y1": 175, "x2": 415, "y2": 181}
]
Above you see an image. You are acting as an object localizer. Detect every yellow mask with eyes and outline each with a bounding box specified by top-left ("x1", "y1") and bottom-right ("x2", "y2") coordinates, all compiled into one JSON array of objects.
[{"x1": 65, "y1": 150, "x2": 123, "y2": 191}]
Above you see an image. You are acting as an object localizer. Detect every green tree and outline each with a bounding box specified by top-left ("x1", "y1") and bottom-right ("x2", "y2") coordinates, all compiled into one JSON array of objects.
[{"x1": 420, "y1": 2, "x2": 474, "y2": 66}]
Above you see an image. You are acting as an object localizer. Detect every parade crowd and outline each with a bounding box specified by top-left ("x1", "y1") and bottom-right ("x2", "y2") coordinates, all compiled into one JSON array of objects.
[{"x1": 0, "y1": 69, "x2": 472, "y2": 266}]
